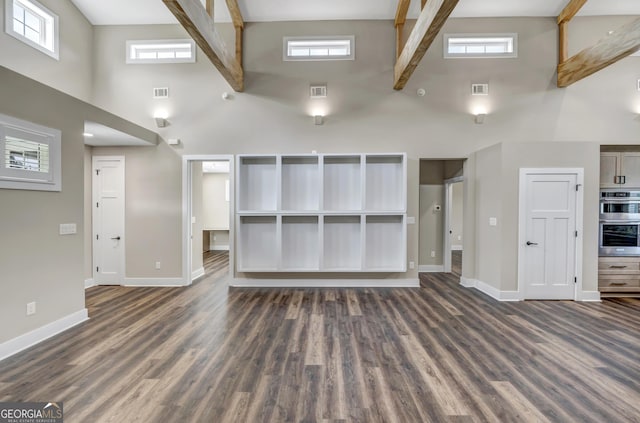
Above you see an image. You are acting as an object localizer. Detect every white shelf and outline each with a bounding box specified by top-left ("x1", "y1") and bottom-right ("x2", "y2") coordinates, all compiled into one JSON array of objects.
[
  {"x1": 323, "y1": 215, "x2": 362, "y2": 271},
  {"x1": 236, "y1": 153, "x2": 407, "y2": 272},
  {"x1": 323, "y1": 155, "x2": 362, "y2": 211},
  {"x1": 281, "y1": 216, "x2": 319, "y2": 270},
  {"x1": 365, "y1": 154, "x2": 405, "y2": 211},
  {"x1": 364, "y1": 215, "x2": 406, "y2": 271},
  {"x1": 238, "y1": 156, "x2": 277, "y2": 211},
  {"x1": 237, "y1": 215, "x2": 278, "y2": 271},
  {"x1": 281, "y1": 156, "x2": 320, "y2": 211}
]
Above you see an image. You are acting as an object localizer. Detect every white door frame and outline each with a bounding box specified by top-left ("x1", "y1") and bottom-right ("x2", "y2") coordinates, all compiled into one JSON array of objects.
[
  {"x1": 92, "y1": 155, "x2": 126, "y2": 285},
  {"x1": 182, "y1": 155, "x2": 235, "y2": 285},
  {"x1": 443, "y1": 176, "x2": 464, "y2": 273},
  {"x1": 517, "y1": 168, "x2": 584, "y2": 301}
]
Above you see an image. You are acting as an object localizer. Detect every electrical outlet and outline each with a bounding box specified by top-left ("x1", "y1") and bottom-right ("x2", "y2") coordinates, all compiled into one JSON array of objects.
[
  {"x1": 489, "y1": 217, "x2": 498, "y2": 226},
  {"x1": 213, "y1": 235, "x2": 217, "y2": 241},
  {"x1": 26, "y1": 302, "x2": 36, "y2": 316},
  {"x1": 431, "y1": 251, "x2": 436, "y2": 258},
  {"x1": 458, "y1": 235, "x2": 462, "y2": 241},
  {"x1": 155, "y1": 261, "x2": 161, "y2": 270},
  {"x1": 409, "y1": 261, "x2": 415, "y2": 269}
]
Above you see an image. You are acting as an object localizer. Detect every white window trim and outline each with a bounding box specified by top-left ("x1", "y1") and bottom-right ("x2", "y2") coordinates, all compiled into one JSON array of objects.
[
  {"x1": 283, "y1": 36, "x2": 355, "y2": 61},
  {"x1": 126, "y1": 39, "x2": 196, "y2": 64},
  {"x1": 4, "y1": 0, "x2": 59, "y2": 60},
  {"x1": 443, "y1": 33, "x2": 518, "y2": 59},
  {"x1": 0, "y1": 113, "x2": 61, "y2": 192}
]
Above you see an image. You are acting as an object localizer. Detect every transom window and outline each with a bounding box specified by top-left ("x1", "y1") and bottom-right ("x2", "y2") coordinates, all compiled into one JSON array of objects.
[
  {"x1": 0, "y1": 113, "x2": 61, "y2": 192},
  {"x1": 283, "y1": 36, "x2": 355, "y2": 61},
  {"x1": 4, "y1": 0, "x2": 58, "y2": 59},
  {"x1": 126, "y1": 40, "x2": 196, "y2": 64},
  {"x1": 444, "y1": 34, "x2": 517, "y2": 58}
]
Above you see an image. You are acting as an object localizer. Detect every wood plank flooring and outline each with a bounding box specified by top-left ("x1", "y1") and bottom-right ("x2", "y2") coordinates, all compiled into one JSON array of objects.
[{"x1": 0, "y1": 250, "x2": 639, "y2": 422}]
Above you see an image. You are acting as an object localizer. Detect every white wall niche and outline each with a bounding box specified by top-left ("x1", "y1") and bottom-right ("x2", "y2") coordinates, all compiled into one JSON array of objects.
[
  {"x1": 237, "y1": 215, "x2": 278, "y2": 271},
  {"x1": 323, "y1": 155, "x2": 362, "y2": 211},
  {"x1": 364, "y1": 214, "x2": 406, "y2": 271},
  {"x1": 281, "y1": 155, "x2": 320, "y2": 211},
  {"x1": 365, "y1": 154, "x2": 405, "y2": 211},
  {"x1": 281, "y1": 215, "x2": 320, "y2": 270},
  {"x1": 238, "y1": 156, "x2": 277, "y2": 211},
  {"x1": 323, "y1": 215, "x2": 362, "y2": 271}
]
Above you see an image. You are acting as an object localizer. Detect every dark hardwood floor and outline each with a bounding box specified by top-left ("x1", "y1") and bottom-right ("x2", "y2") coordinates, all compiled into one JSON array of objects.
[{"x1": 0, "y1": 250, "x2": 639, "y2": 422}]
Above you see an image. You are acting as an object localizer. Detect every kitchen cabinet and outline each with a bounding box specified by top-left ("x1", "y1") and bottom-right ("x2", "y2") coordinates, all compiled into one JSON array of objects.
[
  {"x1": 600, "y1": 152, "x2": 640, "y2": 188},
  {"x1": 598, "y1": 257, "x2": 640, "y2": 296}
]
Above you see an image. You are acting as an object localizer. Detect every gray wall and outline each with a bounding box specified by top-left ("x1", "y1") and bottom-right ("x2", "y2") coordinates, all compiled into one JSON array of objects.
[
  {"x1": 91, "y1": 144, "x2": 182, "y2": 278},
  {"x1": 0, "y1": 0, "x2": 93, "y2": 102},
  {"x1": 0, "y1": 66, "x2": 157, "y2": 343},
  {"x1": 86, "y1": 17, "x2": 640, "y2": 284}
]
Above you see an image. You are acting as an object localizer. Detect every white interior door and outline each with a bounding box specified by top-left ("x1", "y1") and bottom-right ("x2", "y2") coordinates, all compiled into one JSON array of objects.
[
  {"x1": 93, "y1": 156, "x2": 125, "y2": 285},
  {"x1": 521, "y1": 172, "x2": 577, "y2": 300}
]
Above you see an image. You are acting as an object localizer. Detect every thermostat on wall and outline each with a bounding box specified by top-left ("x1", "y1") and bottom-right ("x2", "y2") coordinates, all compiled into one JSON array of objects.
[{"x1": 167, "y1": 138, "x2": 180, "y2": 145}]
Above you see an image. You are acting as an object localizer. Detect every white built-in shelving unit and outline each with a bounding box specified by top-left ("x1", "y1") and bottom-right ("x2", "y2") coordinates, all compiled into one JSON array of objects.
[{"x1": 236, "y1": 153, "x2": 407, "y2": 272}]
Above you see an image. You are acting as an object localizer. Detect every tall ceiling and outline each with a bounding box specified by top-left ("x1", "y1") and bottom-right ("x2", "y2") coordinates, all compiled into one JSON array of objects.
[{"x1": 71, "y1": 0, "x2": 640, "y2": 26}]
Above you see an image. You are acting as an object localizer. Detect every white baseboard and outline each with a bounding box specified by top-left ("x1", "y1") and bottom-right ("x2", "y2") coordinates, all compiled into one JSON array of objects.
[
  {"x1": 192, "y1": 267, "x2": 205, "y2": 281},
  {"x1": 84, "y1": 278, "x2": 95, "y2": 289},
  {"x1": 578, "y1": 291, "x2": 602, "y2": 302},
  {"x1": 460, "y1": 277, "x2": 520, "y2": 302},
  {"x1": 124, "y1": 277, "x2": 187, "y2": 287},
  {"x1": 230, "y1": 278, "x2": 419, "y2": 288},
  {"x1": 211, "y1": 245, "x2": 229, "y2": 251},
  {"x1": 0, "y1": 308, "x2": 89, "y2": 362},
  {"x1": 418, "y1": 265, "x2": 444, "y2": 273},
  {"x1": 451, "y1": 245, "x2": 463, "y2": 251}
]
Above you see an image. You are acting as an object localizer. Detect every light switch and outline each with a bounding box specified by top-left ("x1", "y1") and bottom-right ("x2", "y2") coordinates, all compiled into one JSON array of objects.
[
  {"x1": 59, "y1": 223, "x2": 77, "y2": 235},
  {"x1": 406, "y1": 216, "x2": 416, "y2": 225},
  {"x1": 489, "y1": 217, "x2": 497, "y2": 226}
]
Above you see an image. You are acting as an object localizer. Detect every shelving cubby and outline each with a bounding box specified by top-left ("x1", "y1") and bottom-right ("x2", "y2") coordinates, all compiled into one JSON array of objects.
[
  {"x1": 323, "y1": 155, "x2": 362, "y2": 211},
  {"x1": 237, "y1": 215, "x2": 279, "y2": 271},
  {"x1": 281, "y1": 156, "x2": 320, "y2": 211},
  {"x1": 364, "y1": 215, "x2": 406, "y2": 271},
  {"x1": 281, "y1": 215, "x2": 320, "y2": 271},
  {"x1": 322, "y1": 215, "x2": 362, "y2": 271},
  {"x1": 365, "y1": 154, "x2": 405, "y2": 211},
  {"x1": 237, "y1": 155, "x2": 278, "y2": 212},
  {"x1": 236, "y1": 153, "x2": 407, "y2": 273}
]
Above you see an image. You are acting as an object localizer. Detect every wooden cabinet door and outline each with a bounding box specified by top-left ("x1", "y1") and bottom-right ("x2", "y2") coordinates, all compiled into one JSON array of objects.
[
  {"x1": 620, "y1": 152, "x2": 640, "y2": 188},
  {"x1": 600, "y1": 153, "x2": 620, "y2": 188}
]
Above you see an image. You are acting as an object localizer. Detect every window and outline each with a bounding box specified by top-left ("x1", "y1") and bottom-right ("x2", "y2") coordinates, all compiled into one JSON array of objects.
[
  {"x1": 444, "y1": 34, "x2": 517, "y2": 58},
  {"x1": 126, "y1": 40, "x2": 196, "y2": 64},
  {"x1": 283, "y1": 36, "x2": 355, "y2": 61},
  {"x1": 4, "y1": 0, "x2": 58, "y2": 59},
  {"x1": 0, "y1": 113, "x2": 61, "y2": 191}
]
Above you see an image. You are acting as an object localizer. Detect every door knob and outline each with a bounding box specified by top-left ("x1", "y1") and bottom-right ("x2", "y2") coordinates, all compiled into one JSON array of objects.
[
  {"x1": 111, "y1": 236, "x2": 121, "y2": 240},
  {"x1": 526, "y1": 241, "x2": 538, "y2": 246}
]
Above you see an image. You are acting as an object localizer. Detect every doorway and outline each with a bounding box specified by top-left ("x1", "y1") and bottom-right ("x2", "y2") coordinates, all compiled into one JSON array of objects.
[
  {"x1": 518, "y1": 168, "x2": 584, "y2": 300},
  {"x1": 418, "y1": 159, "x2": 465, "y2": 274},
  {"x1": 92, "y1": 156, "x2": 125, "y2": 285},
  {"x1": 183, "y1": 155, "x2": 234, "y2": 284},
  {"x1": 443, "y1": 177, "x2": 464, "y2": 274}
]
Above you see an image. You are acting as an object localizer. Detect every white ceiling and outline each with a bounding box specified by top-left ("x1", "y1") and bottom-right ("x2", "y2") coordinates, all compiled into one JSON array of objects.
[{"x1": 70, "y1": 0, "x2": 640, "y2": 26}]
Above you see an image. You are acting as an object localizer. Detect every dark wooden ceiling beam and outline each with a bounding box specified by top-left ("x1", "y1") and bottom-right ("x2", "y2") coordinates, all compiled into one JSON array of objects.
[
  {"x1": 558, "y1": 17, "x2": 640, "y2": 87},
  {"x1": 393, "y1": 0, "x2": 459, "y2": 90},
  {"x1": 163, "y1": 0, "x2": 243, "y2": 91}
]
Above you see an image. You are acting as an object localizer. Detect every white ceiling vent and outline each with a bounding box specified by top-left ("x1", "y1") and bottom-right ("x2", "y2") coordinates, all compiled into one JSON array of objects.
[
  {"x1": 471, "y1": 83, "x2": 489, "y2": 95},
  {"x1": 153, "y1": 87, "x2": 169, "y2": 98},
  {"x1": 310, "y1": 85, "x2": 327, "y2": 98}
]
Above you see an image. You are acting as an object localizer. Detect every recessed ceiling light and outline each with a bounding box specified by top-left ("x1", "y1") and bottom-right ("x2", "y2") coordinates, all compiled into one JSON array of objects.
[{"x1": 83, "y1": 132, "x2": 94, "y2": 137}]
